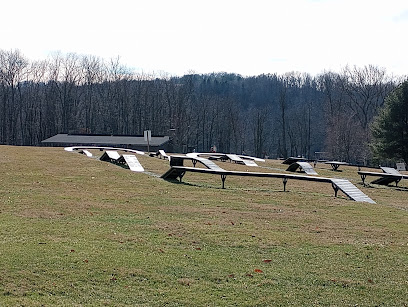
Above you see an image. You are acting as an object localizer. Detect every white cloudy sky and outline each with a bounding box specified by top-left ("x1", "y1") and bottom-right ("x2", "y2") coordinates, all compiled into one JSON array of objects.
[{"x1": 1, "y1": 0, "x2": 407, "y2": 76}]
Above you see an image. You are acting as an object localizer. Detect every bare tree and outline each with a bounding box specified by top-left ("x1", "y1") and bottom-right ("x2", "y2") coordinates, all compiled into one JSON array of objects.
[
  {"x1": 340, "y1": 65, "x2": 395, "y2": 130},
  {"x1": 80, "y1": 55, "x2": 104, "y2": 133},
  {"x1": 0, "y1": 49, "x2": 28, "y2": 143}
]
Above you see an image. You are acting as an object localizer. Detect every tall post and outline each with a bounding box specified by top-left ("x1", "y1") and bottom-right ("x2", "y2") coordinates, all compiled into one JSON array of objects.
[{"x1": 144, "y1": 130, "x2": 152, "y2": 154}]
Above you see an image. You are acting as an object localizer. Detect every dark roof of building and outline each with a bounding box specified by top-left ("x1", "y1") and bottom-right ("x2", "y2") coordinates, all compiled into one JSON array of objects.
[{"x1": 42, "y1": 134, "x2": 169, "y2": 146}]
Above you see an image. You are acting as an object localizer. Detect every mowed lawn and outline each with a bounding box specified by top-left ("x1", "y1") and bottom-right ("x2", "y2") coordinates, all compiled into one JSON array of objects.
[{"x1": 0, "y1": 145, "x2": 407, "y2": 306}]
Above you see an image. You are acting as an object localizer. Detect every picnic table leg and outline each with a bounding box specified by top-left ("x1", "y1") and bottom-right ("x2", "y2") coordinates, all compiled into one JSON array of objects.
[
  {"x1": 178, "y1": 171, "x2": 186, "y2": 182},
  {"x1": 221, "y1": 174, "x2": 227, "y2": 189},
  {"x1": 332, "y1": 164, "x2": 339, "y2": 171},
  {"x1": 360, "y1": 174, "x2": 367, "y2": 186},
  {"x1": 283, "y1": 177, "x2": 288, "y2": 191},
  {"x1": 331, "y1": 182, "x2": 339, "y2": 197}
]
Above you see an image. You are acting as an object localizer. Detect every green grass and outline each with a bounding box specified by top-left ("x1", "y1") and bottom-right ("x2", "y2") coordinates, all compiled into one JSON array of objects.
[{"x1": 0, "y1": 146, "x2": 407, "y2": 306}]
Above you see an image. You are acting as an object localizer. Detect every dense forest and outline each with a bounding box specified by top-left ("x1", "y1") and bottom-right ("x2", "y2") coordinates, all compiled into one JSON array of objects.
[{"x1": 0, "y1": 49, "x2": 404, "y2": 164}]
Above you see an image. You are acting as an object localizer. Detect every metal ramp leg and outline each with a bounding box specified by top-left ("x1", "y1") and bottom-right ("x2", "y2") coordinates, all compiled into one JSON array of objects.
[
  {"x1": 221, "y1": 174, "x2": 227, "y2": 189},
  {"x1": 283, "y1": 177, "x2": 288, "y2": 191},
  {"x1": 331, "y1": 182, "x2": 339, "y2": 197},
  {"x1": 178, "y1": 171, "x2": 186, "y2": 182},
  {"x1": 360, "y1": 174, "x2": 367, "y2": 186}
]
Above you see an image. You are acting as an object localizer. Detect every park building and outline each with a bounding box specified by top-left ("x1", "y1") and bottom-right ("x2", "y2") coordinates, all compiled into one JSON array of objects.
[{"x1": 41, "y1": 133, "x2": 170, "y2": 152}]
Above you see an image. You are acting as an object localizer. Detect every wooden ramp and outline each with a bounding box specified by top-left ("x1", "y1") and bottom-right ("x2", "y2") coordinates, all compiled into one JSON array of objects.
[
  {"x1": 226, "y1": 154, "x2": 258, "y2": 167},
  {"x1": 191, "y1": 157, "x2": 225, "y2": 171},
  {"x1": 161, "y1": 167, "x2": 186, "y2": 180},
  {"x1": 286, "y1": 162, "x2": 318, "y2": 175},
  {"x1": 100, "y1": 150, "x2": 121, "y2": 162},
  {"x1": 239, "y1": 155, "x2": 265, "y2": 162},
  {"x1": 119, "y1": 154, "x2": 144, "y2": 172},
  {"x1": 65, "y1": 146, "x2": 145, "y2": 155},
  {"x1": 168, "y1": 155, "x2": 225, "y2": 171},
  {"x1": 158, "y1": 150, "x2": 170, "y2": 160},
  {"x1": 242, "y1": 159, "x2": 258, "y2": 167},
  {"x1": 331, "y1": 179, "x2": 375, "y2": 204},
  {"x1": 226, "y1": 154, "x2": 245, "y2": 164},
  {"x1": 381, "y1": 166, "x2": 408, "y2": 181},
  {"x1": 380, "y1": 166, "x2": 402, "y2": 175},
  {"x1": 282, "y1": 157, "x2": 305, "y2": 165},
  {"x1": 79, "y1": 149, "x2": 92, "y2": 157},
  {"x1": 358, "y1": 171, "x2": 402, "y2": 186}
]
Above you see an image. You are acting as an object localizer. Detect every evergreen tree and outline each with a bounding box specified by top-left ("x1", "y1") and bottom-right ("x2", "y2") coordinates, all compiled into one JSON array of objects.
[{"x1": 371, "y1": 80, "x2": 408, "y2": 164}]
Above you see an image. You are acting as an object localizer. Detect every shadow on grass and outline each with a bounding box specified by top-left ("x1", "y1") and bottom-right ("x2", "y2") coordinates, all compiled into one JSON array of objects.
[
  {"x1": 362, "y1": 183, "x2": 408, "y2": 192},
  {"x1": 163, "y1": 179, "x2": 336, "y2": 196},
  {"x1": 163, "y1": 179, "x2": 228, "y2": 190}
]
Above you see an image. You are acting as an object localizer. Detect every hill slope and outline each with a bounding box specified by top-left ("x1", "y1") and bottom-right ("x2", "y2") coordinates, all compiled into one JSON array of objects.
[{"x1": 0, "y1": 146, "x2": 407, "y2": 306}]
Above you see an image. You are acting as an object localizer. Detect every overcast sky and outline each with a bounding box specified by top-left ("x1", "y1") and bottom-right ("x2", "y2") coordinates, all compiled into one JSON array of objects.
[{"x1": 1, "y1": 0, "x2": 407, "y2": 77}]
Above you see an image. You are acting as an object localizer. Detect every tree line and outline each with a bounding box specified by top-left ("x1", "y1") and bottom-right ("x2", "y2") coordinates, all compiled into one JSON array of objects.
[{"x1": 0, "y1": 49, "x2": 403, "y2": 164}]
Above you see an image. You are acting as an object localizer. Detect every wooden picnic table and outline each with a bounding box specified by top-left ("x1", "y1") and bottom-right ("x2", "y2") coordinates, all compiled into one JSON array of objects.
[{"x1": 325, "y1": 161, "x2": 348, "y2": 171}]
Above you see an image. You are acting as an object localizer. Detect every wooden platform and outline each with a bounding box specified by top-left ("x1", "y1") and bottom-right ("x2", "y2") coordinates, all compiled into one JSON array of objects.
[
  {"x1": 65, "y1": 146, "x2": 144, "y2": 155},
  {"x1": 162, "y1": 166, "x2": 375, "y2": 203},
  {"x1": 358, "y1": 170, "x2": 403, "y2": 186},
  {"x1": 170, "y1": 155, "x2": 225, "y2": 171}
]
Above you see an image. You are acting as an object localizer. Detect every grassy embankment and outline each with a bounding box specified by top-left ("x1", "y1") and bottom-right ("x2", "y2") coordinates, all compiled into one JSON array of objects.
[{"x1": 0, "y1": 145, "x2": 407, "y2": 306}]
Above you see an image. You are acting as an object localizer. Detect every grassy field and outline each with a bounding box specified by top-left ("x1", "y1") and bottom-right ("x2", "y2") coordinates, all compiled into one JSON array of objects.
[{"x1": 0, "y1": 145, "x2": 407, "y2": 306}]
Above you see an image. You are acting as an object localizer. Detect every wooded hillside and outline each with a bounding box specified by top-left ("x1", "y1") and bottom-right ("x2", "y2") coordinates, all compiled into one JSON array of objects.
[{"x1": 0, "y1": 49, "x2": 402, "y2": 163}]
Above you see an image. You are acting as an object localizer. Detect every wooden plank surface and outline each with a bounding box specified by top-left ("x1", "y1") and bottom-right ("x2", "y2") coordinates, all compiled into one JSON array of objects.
[
  {"x1": 193, "y1": 157, "x2": 225, "y2": 171},
  {"x1": 297, "y1": 162, "x2": 318, "y2": 175},
  {"x1": 122, "y1": 154, "x2": 144, "y2": 172},
  {"x1": 330, "y1": 179, "x2": 375, "y2": 204},
  {"x1": 380, "y1": 166, "x2": 401, "y2": 175},
  {"x1": 105, "y1": 150, "x2": 121, "y2": 160},
  {"x1": 162, "y1": 166, "x2": 375, "y2": 203},
  {"x1": 242, "y1": 159, "x2": 258, "y2": 167},
  {"x1": 286, "y1": 162, "x2": 318, "y2": 175}
]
